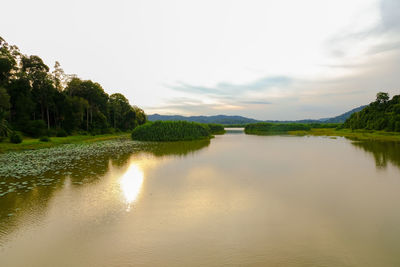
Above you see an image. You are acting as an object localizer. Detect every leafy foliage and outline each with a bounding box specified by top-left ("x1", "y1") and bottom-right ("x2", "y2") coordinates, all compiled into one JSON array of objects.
[
  {"x1": 0, "y1": 36, "x2": 147, "y2": 140},
  {"x1": 245, "y1": 123, "x2": 312, "y2": 134},
  {"x1": 56, "y1": 129, "x2": 68, "y2": 137},
  {"x1": 343, "y1": 92, "x2": 400, "y2": 132},
  {"x1": 39, "y1": 136, "x2": 51, "y2": 142},
  {"x1": 9, "y1": 132, "x2": 22, "y2": 144},
  {"x1": 25, "y1": 120, "x2": 46, "y2": 137},
  {"x1": 0, "y1": 116, "x2": 10, "y2": 139},
  {"x1": 131, "y1": 121, "x2": 212, "y2": 141},
  {"x1": 206, "y1": 123, "x2": 225, "y2": 134}
]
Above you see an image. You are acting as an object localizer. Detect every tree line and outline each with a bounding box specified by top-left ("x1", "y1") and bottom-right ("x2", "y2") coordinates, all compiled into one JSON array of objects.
[
  {"x1": 0, "y1": 36, "x2": 146, "y2": 140},
  {"x1": 343, "y1": 92, "x2": 400, "y2": 132}
]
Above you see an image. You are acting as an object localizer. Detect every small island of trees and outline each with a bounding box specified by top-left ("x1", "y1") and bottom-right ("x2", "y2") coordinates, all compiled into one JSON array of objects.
[{"x1": 131, "y1": 121, "x2": 225, "y2": 141}]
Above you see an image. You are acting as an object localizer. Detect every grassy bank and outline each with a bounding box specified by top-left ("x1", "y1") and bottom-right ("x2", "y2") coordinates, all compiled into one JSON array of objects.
[
  {"x1": 0, "y1": 133, "x2": 130, "y2": 153},
  {"x1": 289, "y1": 128, "x2": 400, "y2": 142},
  {"x1": 245, "y1": 123, "x2": 312, "y2": 135}
]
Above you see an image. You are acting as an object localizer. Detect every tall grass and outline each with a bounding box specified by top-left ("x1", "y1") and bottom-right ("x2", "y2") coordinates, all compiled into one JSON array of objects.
[
  {"x1": 245, "y1": 123, "x2": 311, "y2": 134},
  {"x1": 245, "y1": 122, "x2": 342, "y2": 135},
  {"x1": 207, "y1": 123, "x2": 226, "y2": 134},
  {"x1": 131, "y1": 121, "x2": 212, "y2": 141}
]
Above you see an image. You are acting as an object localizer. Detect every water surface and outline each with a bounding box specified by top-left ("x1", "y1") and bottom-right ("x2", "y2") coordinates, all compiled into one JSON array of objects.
[{"x1": 1, "y1": 130, "x2": 400, "y2": 266}]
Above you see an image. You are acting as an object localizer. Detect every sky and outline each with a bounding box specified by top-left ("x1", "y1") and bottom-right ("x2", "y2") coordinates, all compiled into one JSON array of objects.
[{"x1": 1, "y1": 0, "x2": 400, "y2": 120}]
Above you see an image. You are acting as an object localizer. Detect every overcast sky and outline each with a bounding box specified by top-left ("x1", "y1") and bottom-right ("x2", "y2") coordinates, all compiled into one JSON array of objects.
[{"x1": 1, "y1": 0, "x2": 400, "y2": 120}]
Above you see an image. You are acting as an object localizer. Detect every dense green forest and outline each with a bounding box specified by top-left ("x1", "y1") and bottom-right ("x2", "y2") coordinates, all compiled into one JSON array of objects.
[
  {"x1": 0, "y1": 36, "x2": 146, "y2": 141},
  {"x1": 343, "y1": 92, "x2": 400, "y2": 132},
  {"x1": 131, "y1": 121, "x2": 215, "y2": 141}
]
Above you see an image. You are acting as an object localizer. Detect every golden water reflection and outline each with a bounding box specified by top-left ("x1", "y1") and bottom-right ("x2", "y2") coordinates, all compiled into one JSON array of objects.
[{"x1": 119, "y1": 164, "x2": 144, "y2": 210}]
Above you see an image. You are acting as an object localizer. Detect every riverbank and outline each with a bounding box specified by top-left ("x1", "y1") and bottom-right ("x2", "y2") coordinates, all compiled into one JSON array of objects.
[
  {"x1": 0, "y1": 138, "x2": 152, "y2": 198},
  {"x1": 289, "y1": 128, "x2": 400, "y2": 142},
  {"x1": 0, "y1": 133, "x2": 131, "y2": 153}
]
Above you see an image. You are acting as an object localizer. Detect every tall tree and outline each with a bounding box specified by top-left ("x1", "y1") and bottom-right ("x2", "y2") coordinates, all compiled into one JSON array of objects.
[
  {"x1": 22, "y1": 55, "x2": 57, "y2": 129},
  {"x1": 0, "y1": 36, "x2": 147, "y2": 136},
  {"x1": 65, "y1": 78, "x2": 109, "y2": 130},
  {"x1": 0, "y1": 87, "x2": 11, "y2": 137},
  {"x1": 52, "y1": 61, "x2": 67, "y2": 91},
  {"x1": 376, "y1": 92, "x2": 389, "y2": 104}
]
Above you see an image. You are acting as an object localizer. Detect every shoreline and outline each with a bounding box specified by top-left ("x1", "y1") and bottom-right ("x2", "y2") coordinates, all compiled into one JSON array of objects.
[
  {"x1": 0, "y1": 133, "x2": 131, "y2": 154},
  {"x1": 288, "y1": 128, "x2": 400, "y2": 142}
]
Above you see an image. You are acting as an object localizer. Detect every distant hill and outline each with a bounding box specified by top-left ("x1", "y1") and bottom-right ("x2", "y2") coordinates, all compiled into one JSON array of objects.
[
  {"x1": 148, "y1": 105, "x2": 366, "y2": 125},
  {"x1": 343, "y1": 94, "x2": 400, "y2": 131},
  {"x1": 319, "y1": 105, "x2": 366, "y2": 123},
  {"x1": 147, "y1": 114, "x2": 259, "y2": 124}
]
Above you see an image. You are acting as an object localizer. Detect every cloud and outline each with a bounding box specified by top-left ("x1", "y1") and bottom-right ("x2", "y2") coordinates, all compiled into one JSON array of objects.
[
  {"x1": 169, "y1": 76, "x2": 291, "y2": 96},
  {"x1": 146, "y1": 0, "x2": 400, "y2": 120},
  {"x1": 154, "y1": 76, "x2": 287, "y2": 115},
  {"x1": 326, "y1": 0, "x2": 400, "y2": 59},
  {"x1": 380, "y1": 0, "x2": 400, "y2": 32},
  {"x1": 367, "y1": 40, "x2": 400, "y2": 55},
  {"x1": 239, "y1": 100, "x2": 272, "y2": 105}
]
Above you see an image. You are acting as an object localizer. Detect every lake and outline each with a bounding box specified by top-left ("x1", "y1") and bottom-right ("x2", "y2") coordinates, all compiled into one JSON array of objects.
[{"x1": 1, "y1": 129, "x2": 400, "y2": 266}]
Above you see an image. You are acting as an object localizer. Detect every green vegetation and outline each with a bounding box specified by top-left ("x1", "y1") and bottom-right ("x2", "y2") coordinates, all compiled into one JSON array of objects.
[
  {"x1": 245, "y1": 123, "x2": 311, "y2": 135},
  {"x1": 245, "y1": 122, "x2": 334, "y2": 135},
  {"x1": 0, "y1": 138, "x2": 146, "y2": 180},
  {"x1": 288, "y1": 128, "x2": 400, "y2": 142},
  {"x1": 0, "y1": 36, "x2": 146, "y2": 142},
  {"x1": 131, "y1": 121, "x2": 212, "y2": 141},
  {"x1": 39, "y1": 136, "x2": 50, "y2": 142},
  {"x1": 343, "y1": 92, "x2": 400, "y2": 132},
  {"x1": 224, "y1": 124, "x2": 247, "y2": 128},
  {"x1": 9, "y1": 132, "x2": 22, "y2": 144},
  {"x1": 56, "y1": 129, "x2": 68, "y2": 137},
  {"x1": 245, "y1": 122, "x2": 341, "y2": 135},
  {"x1": 207, "y1": 123, "x2": 225, "y2": 134},
  {"x1": 0, "y1": 132, "x2": 130, "y2": 153}
]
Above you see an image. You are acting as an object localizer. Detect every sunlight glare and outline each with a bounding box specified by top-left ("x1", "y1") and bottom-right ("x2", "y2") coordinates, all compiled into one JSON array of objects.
[{"x1": 120, "y1": 164, "x2": 144, "y2": 210}]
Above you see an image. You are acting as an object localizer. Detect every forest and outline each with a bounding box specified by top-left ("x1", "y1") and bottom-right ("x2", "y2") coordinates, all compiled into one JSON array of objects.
[
  {"x1": 0, "y1": 36, "x2": 146, "y2": 142},
  {"x1": 343, "y1": 92, "x2": 400, "y2": 132}
]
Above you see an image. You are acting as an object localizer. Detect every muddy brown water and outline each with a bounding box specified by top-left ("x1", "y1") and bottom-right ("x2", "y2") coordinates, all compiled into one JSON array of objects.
[{"x1": 1, "y1": 129, "x2": 400, "y2": 266}]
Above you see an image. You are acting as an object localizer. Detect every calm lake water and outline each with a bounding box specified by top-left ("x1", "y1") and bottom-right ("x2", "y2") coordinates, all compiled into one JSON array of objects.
[{"x1": 1, "y1": 129, "x2": 400, "y2": 266}]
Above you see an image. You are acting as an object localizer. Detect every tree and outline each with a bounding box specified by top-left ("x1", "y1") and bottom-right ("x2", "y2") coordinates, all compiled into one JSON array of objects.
[
  {"x1": 344, "y1": 92, "x2": 400, "y2": 132},
  {"x1": 65, "y1": 78, "x2": 109, "y2": 131},
  {"x1": 0, "y1": 36, "x2": 20, "y2": 85},
  {"x1": 0, "y1": 36, "x2": 147, "y2": 136},
  {"x1": 109, "y1": 93, "x2": 131, "y2": 129},
  {"x1": 0, "y1": 87, "x2": 10, "y2": 111},
  {"x1": 22, "y1": 55, "x2": 57, "y2": 129},
  {"x1": 109, "y1": 94, "x2": 147, "y2": 130},
  {"x1": 60, "y1": 95, "x2": 89, "y2": 133},
  {"x1": 7, "y1": 77, "x2": 35, "y2": 129},
  {"x1": 376, "y1": 92, "x2": 389, "y2": 104},
  {"x1": 52, "y1": 61, "x2": 67, "y2": 91},
  {"x1": 0, "y1": 87, "x2": 11, "y2": 137}
]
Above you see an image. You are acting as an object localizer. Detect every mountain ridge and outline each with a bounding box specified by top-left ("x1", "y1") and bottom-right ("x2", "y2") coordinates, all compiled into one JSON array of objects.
[{"x1": 148, "y1": 105, "x2": 366, "y2": 125}]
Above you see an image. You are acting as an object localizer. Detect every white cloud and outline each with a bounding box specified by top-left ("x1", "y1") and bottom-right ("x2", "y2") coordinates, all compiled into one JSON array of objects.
[{"x1": 1, "y1": 0, "x2": 398, "y2": 119}]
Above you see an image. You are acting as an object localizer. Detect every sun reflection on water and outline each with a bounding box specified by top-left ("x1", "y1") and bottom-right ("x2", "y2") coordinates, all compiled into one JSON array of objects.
[{"x1": 119, "y1": 164, "x2": 144, "y2": 211}]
